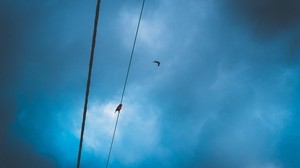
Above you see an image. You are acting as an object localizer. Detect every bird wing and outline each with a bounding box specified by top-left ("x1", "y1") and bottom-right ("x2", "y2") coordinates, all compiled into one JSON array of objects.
[{"x1": 153, "y1": 61, "x2": 160, "y2": 66}]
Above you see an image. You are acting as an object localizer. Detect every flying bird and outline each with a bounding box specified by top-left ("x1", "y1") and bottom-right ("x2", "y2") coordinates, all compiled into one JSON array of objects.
[
  {"x1": 115, "y1": 103, "x2": 122, "y2": 113},
  {"x1": 153, "y1": 60, "x2": 160, "y2": 66}
]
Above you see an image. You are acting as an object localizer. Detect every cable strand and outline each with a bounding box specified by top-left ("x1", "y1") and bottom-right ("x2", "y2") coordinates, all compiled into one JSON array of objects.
[
  {"x1": 120, "y1": 0, "x2": 146, "y2": 104},
  {"x1": 105, "y1": 112, "x2": 120, "y2": 168},
  {"x1": 105, "y1": 0, "x2": 146, "y2": 167},
  {"x1": 76, "y1": 0, "x2": 102, "y2": 167}
]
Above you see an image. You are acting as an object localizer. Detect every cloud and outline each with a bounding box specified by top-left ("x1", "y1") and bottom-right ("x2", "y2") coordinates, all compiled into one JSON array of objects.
[
  {"x1": 224, "y1": 0, "x2": 300, "y2": 38},
  {"x1": 1, "y1": 0, "x2": 300, "y2": 167},
  {"x1": 0, "y1": 91, "x2": 56, "y2": 168},
  {"x1": 118, "y1": 3, "x2": 169, "y2": 53},
  {"x1": 0, "y1": 140, "x2": 55, "y2": 168},
  {"x1": 71, "y1": 96, "x2": 163, "y2": 167}
]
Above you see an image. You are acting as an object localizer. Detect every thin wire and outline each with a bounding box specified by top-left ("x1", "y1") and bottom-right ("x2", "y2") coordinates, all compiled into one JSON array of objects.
[
  {"x1": 105, "y1": 112, "x2": 120, "y2": 168},
  {"x1": 120, "y1": 0, "x2": 146, "y2": 104},
  {"x1": 105, "y1": 0, "x2": 146, "y2": 167},
  {"x1": 76, "y1": 0, "x2": 102, "y2": 167}
]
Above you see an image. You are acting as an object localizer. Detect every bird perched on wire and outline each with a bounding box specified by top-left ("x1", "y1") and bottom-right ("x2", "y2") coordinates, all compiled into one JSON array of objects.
[
  {"x1": 153, "y1": 60, "x2": 160, "y2": 67},
  {"x1": 115, "y1": 104, "x2": 122, "y2": 113}
]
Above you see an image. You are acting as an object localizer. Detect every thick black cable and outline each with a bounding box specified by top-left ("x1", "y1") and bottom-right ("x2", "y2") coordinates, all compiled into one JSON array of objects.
[
  {"x1": 105, "y1": 0, "x2": 146, "y2": 167},
  {"x1": 76, "y1": 0, "x2": 102, "y2": 167}
]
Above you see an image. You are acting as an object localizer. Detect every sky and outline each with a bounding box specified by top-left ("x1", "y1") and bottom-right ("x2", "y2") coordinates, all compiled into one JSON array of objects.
[{"x1": 0, "y1": 0, "x2": 300, "y2": 167}]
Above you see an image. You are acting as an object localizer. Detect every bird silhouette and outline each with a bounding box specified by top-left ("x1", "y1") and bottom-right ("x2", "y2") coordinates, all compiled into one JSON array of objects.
[
  {"x1": 115, "y1": 104, "x2": 122, "y2": 113},
  {"x1": 153, "y1": 60, "x2": 160, "y2": 66}
]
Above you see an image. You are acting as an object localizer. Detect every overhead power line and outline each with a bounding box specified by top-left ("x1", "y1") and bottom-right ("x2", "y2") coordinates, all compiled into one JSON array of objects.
[
  {"x1": 105, "y1": 0, "x2": 146, "y2": 167},
  {"x1": 76, "y1": 0, "x2": 102, "y2": 167}
]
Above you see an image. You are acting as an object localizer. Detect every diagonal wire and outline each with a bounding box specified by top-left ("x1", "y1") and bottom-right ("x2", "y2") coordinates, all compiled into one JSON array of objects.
[
  {"x1": 120, "y1": 0, "x2": 146, "y2": 104},
  {"x1": 105, "y1": 112, "x2": 120, "y2": 168},
  {"x1": 105, "y1": 0, "x2": 146, "y2": 167},
  {"x1": 76, "y1": 0, "x2": 102, "y2": 167}
]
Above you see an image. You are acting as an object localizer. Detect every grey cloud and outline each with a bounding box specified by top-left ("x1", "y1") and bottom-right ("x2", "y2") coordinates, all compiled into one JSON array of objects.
[
  {"x1": 224, "y1": 0, "x2": 300, "y2": 38},
  {"x1": 0, "y1": 1, "x2": 88, "y2": 167},
  {"x1": 138, "y1": 1, "x2": 300, "y2": 166},
  {"x1": 0, "y1": 96, "x2": 56, "y2": 167},
  {"x1": 1, "y1": 0, "x2": 300, "y2": 167},
  {"x1": 0, "y1": 138, "x2": 55, "y2": 168}
]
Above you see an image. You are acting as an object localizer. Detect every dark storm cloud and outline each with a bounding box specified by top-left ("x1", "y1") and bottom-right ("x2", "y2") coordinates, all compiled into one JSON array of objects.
[
  {"x1": 0, "y1": 2, "x2": 52, "y2": 167},
  {"x1": 0, "y1": 138, "x2": 55, "y2": 168},
  {"x1": 0, "y1": 99, "x2": 17, "y2": 139},
  {"x1": 1, "y1": 0, "x2": 300, "y2": 167},
  {"x1": 288, "y1": 35, "x2": 300, "y2": 63},
  {"x1": 225, "y1": 0, "x2": 300, "y2": 37},
  {"x1": 0, "y1": 1, "x2": 91, "y2": 167},
  {"x1": 133, "y1": 1, "x2": 300, "y2": 167},
  {"x1": 0, "y1": 86, "x2": 58, "y2": 166},
  {"x1": 0, "y1": 0, "x2": 134, "y2": 166}
]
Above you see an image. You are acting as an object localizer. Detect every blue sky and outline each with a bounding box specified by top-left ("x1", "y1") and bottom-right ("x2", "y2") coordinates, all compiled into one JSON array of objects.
[{"x1": 1, "y1": 0, "x2": 300, "y2": 167}]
